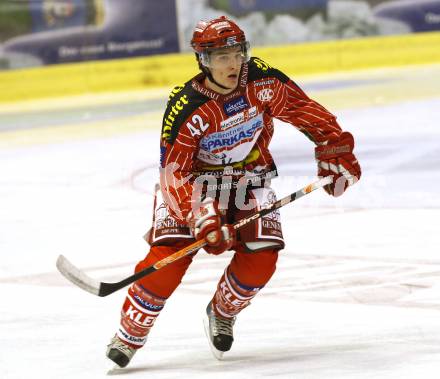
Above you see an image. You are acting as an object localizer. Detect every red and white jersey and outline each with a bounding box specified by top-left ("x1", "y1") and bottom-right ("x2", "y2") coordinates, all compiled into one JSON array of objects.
[{"x1": 159, "y1": 57, "x2": 342, "y2": 222}]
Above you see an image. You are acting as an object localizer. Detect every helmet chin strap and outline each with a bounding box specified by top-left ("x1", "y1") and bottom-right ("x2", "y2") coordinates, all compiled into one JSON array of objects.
[{"x1": 202, "y1": 66, "x2": 231, "y2": 90}]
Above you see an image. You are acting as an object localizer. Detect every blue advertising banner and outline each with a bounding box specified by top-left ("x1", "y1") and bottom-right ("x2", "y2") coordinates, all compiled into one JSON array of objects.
[
  {"x1": 1, "y1": 0, "x2": 440, "y2": 70},
  {"x1": 1, "y1": 0, "x2": 179, "y2": 68},
  {"x1": 373, "y1": 0, "x2": 440, "y2": 32},
  {"x1": 226, "y1": 0, "x2": 328, "y2": 15}
]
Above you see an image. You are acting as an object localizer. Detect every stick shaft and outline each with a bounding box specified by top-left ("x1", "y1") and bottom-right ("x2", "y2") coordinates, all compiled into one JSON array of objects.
[
  {"x1": 105, "y1": 176, "x2": 332, "y2": 295},
  {"x1": 57, "y1": 176, "x2": 332, "y2": 297}
]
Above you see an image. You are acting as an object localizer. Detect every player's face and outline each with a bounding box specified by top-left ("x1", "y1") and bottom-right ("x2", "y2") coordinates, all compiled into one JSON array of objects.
[{"x1": 208, "y1": 46, "x2": 244, "y2": 91}]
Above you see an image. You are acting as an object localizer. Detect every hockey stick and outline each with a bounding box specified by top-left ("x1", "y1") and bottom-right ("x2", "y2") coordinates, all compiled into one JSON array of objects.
[{"x1": 56, "y1": 176, "x2": 332, "y2": 297}]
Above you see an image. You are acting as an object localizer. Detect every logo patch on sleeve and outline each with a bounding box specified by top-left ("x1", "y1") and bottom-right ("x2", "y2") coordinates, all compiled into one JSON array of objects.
[
  {"x1": 160, "y1": 145, "x2": 167, "y2": 167},
  {"x1": 223, "y1": 96, "x2": 249, "y2": 116}
]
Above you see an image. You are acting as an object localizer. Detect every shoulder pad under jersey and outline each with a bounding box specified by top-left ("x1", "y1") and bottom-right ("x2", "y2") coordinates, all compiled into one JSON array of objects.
[
  {"x1": 247, "y1": 57, "x2": 290, "y2": 84},
  {"x1": 161, "y1": 81, "x2": 210, "y2": 144}
]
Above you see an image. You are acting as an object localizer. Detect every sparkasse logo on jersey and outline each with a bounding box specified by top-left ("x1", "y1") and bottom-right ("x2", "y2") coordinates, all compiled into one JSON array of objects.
[
  {"x1": 224, "y1": 96, "x2": 249, "y2": 116},
  {"x1": 200, "y1": 117, "x2": 263, "y2": 152}
]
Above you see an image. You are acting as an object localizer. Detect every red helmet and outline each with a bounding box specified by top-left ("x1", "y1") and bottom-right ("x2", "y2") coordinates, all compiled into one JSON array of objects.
[
  {"x1": 191, "y1": 16, "x2": 250, "y2": 69},
  {"x1": 191, "y1": 16, "x2": 247, "y2": 53}
]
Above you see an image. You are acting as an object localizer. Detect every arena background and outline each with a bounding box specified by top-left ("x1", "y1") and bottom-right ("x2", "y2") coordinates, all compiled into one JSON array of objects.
[{"x1": 0, "y1": 0, "x2": 439, "y2": 101}]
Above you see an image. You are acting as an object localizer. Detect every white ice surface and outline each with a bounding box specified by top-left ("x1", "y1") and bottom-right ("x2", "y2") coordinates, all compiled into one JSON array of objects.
[{"x1": 1, "y1": 67, "x2": 440, "y2": 378}]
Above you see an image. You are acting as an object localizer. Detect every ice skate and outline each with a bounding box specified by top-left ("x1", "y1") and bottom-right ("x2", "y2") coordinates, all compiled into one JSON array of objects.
[
  {"x1": 106, "y1": 335, "x2": 137, "y2": 368},
  {"x1": 203, "y1": 302, "x2": 235, "y2": 360}
]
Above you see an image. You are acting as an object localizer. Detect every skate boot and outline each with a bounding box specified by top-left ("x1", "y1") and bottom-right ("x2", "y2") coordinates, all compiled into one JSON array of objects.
[
  {"x1": 106, "y1": 335, "x2": 137, "y2": 368},
  {"x1": 204, "y1": 302, "x2": 236, "y2": 360}
]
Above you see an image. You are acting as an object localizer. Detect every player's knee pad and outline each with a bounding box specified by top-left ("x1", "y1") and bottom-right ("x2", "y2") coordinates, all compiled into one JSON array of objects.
[
  {"x1": 212, "y1": 267, "x2": 261, "y2": 318},
  {"x1": 212, "y1": 250, "x2": 279, "y2": 318},
  {"x1": 118, "y1": 284, "x2": 166, "y2": 348}
]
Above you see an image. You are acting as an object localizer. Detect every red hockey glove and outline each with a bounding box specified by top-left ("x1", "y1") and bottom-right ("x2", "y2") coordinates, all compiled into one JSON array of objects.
[
  {"x1": 315, "y1": 132, "x2": 361, "y2": 197},
  {"x1": 187, "y1": 198, "x2": 235, "y2": 255}
]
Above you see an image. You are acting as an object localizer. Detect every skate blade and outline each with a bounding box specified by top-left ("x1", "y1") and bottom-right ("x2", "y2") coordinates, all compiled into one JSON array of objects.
[
  {"x1": 106, "y1": 364, "x2": 123, "y2": 375},
  {"x1": 203, "y1": 317, "x2": 225, "y2": 361}
]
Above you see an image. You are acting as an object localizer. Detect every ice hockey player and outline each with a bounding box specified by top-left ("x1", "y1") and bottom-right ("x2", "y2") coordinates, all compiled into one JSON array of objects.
[{"x1": 106, "y1": 16, "x2": 361, "y2": 367}]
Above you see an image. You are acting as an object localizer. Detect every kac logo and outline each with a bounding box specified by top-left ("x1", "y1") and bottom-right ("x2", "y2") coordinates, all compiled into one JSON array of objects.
[
  {"x1": 257, "y1": 88, "x2": 274, "y2": 102},
  {"x1": 224, "y1": 96, "x2": 249, "y2": 116}
]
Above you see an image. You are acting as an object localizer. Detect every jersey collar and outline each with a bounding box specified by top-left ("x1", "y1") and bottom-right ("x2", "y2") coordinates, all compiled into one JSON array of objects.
[{"x1": 191, "y1": 63, "x2": 249, "y2": 102}]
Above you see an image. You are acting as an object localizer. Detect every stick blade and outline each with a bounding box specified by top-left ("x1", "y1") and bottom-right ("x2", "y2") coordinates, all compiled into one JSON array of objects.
[{"x1": 56, "y1": 254, "x2": 101, "y2": 296}]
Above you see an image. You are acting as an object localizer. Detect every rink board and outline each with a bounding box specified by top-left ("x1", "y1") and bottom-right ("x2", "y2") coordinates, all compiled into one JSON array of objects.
[
  {"x1": 1, "y1": 62, "x2": 439, "y2": 148},
  {"x1": 0, "y1": 31, "x2": 440, "y2": 102}
]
